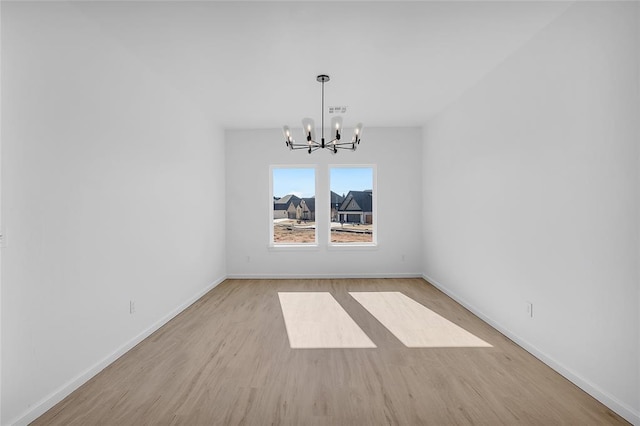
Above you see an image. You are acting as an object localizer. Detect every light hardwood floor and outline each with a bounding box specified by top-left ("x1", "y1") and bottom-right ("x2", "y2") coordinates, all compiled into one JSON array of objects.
[
  {"x1": 33, "y1": 278, "x2": 628, "y2": 425},
  {"x1": 278, "y1": 292, "x2": 376, "y2": 348},
  {"x1": 349, "y1": 291, "x2": 492, "y2": 348}
]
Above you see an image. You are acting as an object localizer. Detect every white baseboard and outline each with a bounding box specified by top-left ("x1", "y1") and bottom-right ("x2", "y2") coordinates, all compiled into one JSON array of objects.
[
  {"x1": 421, "y1": 273, "x2": 640, "y2": 426},
  {"x1": 9, "y1": 275, "x2": 226, "y2": 426},
  {"x1": 227, "y1": 272, "x2": 423, "y2": 279}
]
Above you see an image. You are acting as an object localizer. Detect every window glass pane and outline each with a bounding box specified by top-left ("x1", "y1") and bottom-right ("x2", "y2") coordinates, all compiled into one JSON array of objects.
[
  {"x1": 272, "y1": 167, "x2": 316, "y2": 244},
  {"x1": 330, "y1": 167, "x2": 374, "y2": 243}
]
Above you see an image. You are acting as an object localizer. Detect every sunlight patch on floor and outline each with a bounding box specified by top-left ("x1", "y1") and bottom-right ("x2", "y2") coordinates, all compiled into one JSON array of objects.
[
  {"x1": 349, "y1": 291, "x2": 492, "y2": 348},
  {"x1": 278, "y1": 292, "x2": 377, "y2": 349}
]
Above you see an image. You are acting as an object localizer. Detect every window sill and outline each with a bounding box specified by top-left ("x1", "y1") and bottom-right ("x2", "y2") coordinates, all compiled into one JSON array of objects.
[
  {"x1": 327, "y1": 243, "x2": 378, "y2": 251},
  {"x1": 268, "y1": 244, "x2": 320, "y2": 251}
]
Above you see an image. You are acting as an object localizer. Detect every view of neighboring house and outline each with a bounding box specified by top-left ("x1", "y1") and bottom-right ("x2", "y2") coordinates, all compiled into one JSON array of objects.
[
  {"x1": 274, "y1": 192, "x2": 347, "y2": 222},
  {"x1": 273, "y1": 194, "x2": 300, "y2": 219},
  {"x1": 298, "y1": 198, "x2": 316, "y2": 221},
  {"x1": 274, "y1": 190, "x2": 373, "y2": 223},
  {"x1": 337, "y1": 190, "x2": 373, "y2": 224},
  {"x1": 330, "y1": 191, "x2": 344, "y2": 222}
]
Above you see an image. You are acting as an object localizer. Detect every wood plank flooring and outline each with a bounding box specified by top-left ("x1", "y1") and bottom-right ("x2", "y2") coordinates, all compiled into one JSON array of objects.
[
  {"x1": 33, "y1": 278, "x2": 628, "y2": 425},
  {"x1": 349, "y1": 291, "x2": 492, "y2": 348},
  {"x1": 278, "y1": 292, "x2": 376, "y2": 348}
]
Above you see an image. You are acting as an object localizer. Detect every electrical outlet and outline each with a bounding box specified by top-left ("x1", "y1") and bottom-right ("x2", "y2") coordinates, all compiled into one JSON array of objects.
[
  {"x1": 130, "y1": 300, "x2": 136, "y2": 314},
  {"x1": 526, "y1": 302, "x2": 533, "y2": 318}
]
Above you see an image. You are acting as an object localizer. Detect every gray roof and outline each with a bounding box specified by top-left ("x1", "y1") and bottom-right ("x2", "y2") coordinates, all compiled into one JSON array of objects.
[
  {"x1": 301, "y1": 197, "x2": 315, "y2": 211},
  {"x1": 338, "y1": 190, "x2": 373, "y2": 213},
  {"x1": 330, "y1": 191, "x2": 344, "y2": 205},
  {"x1": 274, "y1": 194, "x2": 301, "y2": 209}
]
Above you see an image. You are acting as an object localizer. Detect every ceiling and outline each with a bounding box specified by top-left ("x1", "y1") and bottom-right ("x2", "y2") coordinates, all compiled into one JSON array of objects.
[{"x1": 70, "y1": 1, "x2": 573, "y2": 129}]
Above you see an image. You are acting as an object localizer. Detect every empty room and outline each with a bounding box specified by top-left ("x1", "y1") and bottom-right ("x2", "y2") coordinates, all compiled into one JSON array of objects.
[{"x1": 1, "y1": 1, "x2": 639, "y2": 425}]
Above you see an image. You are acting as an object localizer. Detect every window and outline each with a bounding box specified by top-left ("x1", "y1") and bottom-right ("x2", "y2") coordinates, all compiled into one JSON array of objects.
[
  {"x1": 330, "y1": 166, "x2": 375, "y2": 244},
  {"x1": 271, "y1": 167, "x2": 316, "y2": 245}
]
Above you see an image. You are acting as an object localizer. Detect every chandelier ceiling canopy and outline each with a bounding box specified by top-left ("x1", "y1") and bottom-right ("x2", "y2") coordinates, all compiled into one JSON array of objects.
[{"x1": 282, "y1": 75, "x2": 363, "y2": 154}]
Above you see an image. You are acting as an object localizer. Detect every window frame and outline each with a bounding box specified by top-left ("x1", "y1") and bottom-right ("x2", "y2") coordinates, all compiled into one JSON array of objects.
[
  {"x1": 328, "y1": 164, "x2": 378, "y2": 248},
  {"x1": 269, "y1": 164, "x2": 319, "y2": 248}
]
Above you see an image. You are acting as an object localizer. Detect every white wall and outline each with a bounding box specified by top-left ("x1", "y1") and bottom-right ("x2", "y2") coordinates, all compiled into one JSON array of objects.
[
  {"x1": 226, "y1": 127, "x2": 423, "y2": 278},
  {"x1": 422, "y1": 2, "x2": 639, "y2": 423},
  {"x1": 1, "y1": 3, "x2": 226, "y2": 424}
]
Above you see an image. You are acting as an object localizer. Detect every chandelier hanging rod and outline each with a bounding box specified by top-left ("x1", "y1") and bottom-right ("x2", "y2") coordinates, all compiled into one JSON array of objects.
[{"x1": 282, "y1": 74, "x2": 363, "y2": 154}]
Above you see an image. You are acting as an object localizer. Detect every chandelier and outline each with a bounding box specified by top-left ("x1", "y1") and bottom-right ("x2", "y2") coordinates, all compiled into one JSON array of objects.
[{"x1": 282, "y1": 74, "x2": 363, "y2": 154}]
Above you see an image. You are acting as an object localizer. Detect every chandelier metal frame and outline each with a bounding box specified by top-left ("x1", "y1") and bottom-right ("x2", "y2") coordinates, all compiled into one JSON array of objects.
[{"x1": 282, "y1": 74, "x2": 362, "y2": 154}]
